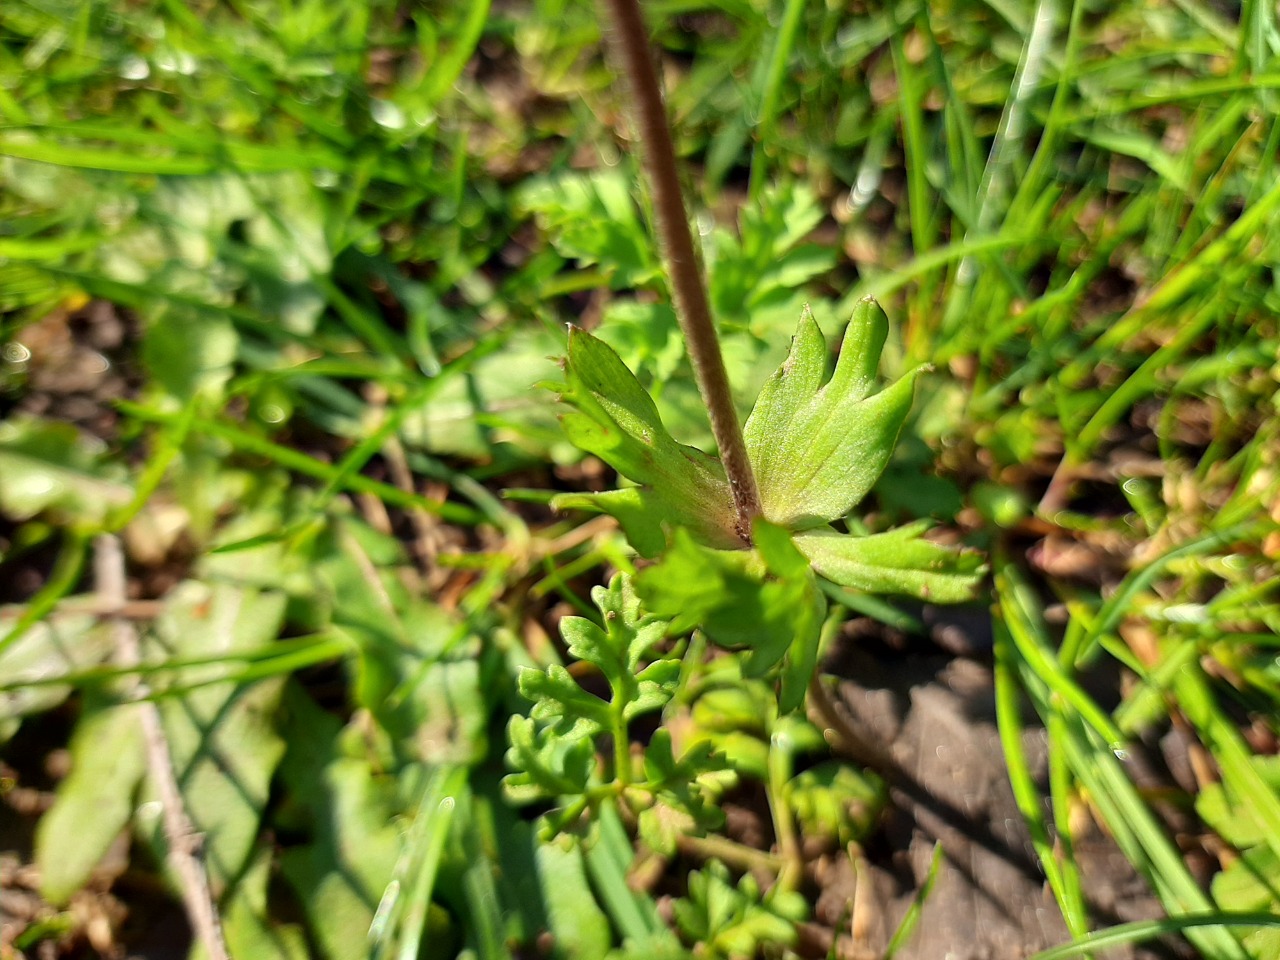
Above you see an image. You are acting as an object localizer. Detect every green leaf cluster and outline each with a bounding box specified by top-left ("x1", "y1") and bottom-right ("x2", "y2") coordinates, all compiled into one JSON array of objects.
[
  {"x1": 505, "y1": 574, "x2": 725, "y2": 834},
  {"x1": 517, "y1": 170, "x2": 660, "y2": 290},
  {"x1": 553, "y1": 298, "x2": 984, "y2": 603},
  {"x1": 672, "y1": 859, "x2": 808, "y2": 960},
  {"x1": 708, "y1": 183, "x2": 836, "y2": 341},
  {"x1": 636, "y1": 522, "x2": 825, "y2": 713},
  {"x1": 550, "y1": 299, "x2": 986, "y2": 716}
]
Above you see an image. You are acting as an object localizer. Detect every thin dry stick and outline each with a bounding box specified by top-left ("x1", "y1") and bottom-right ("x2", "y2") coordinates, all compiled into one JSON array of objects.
[
  {"x1": 600, "y1": 0, "x2": 763, "y2": 543},
  {"x1": 95, "y1": 534, "x2": 231, "y2": 960}
]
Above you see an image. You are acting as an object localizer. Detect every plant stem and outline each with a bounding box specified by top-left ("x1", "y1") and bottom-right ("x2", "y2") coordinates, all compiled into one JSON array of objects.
[
  {"x1": 677, "y1": 832, "x2": 784, "y2": 875},
  {"x1": 600, "y1": 0, "x2": 763, "y2": 544}
]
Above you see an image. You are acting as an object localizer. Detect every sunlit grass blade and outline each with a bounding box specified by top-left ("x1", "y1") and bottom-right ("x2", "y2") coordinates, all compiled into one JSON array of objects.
[
  {"x1": 0, "y1": 633, "x2": 352, "y2": 696},
  {"x1": 584, "y1": 803, "x2": 669, "y2": 942},
  {"x1": 0, "y1": 533, "x2": 88, "y2": 658},
  {"x1": 1075, "y1": 520, "x2": 1265, "y2": 664},
  {"x1": 747, "y1": 0, "x2": 805, "y2": 203},
  {"x1": 882, "y1": 842, "x2": 943, "y2": 960},
  {"x1": 116, "y1": 401, "x2": 485, "y2": 525},
  {"x1": 369, "y1": 764, "x2": 467, "y2": 960},
  {"x1": 1031, "y1": 912, "x2": 1280, "y2": 960},
  {"x1": 997, "y1": 566, "x2": 1251, "y2": 959},
  {"x1": 993, "y1": 619, "x2": 1088, "y2": 937}
]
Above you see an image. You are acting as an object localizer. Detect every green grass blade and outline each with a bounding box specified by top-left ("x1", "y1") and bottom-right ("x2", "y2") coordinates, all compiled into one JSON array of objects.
[
  {"x1": 1078, "y1": 520, "x2": 1264, "y2": 664},
  {"x1": 1031, "y1": 912, "x2": 1280, "y2": 960},
  {"x1": 0, "y1": 532, "x2": 88, "y2": 658},
  {"x1": 116, "y1": 402, "x2": 485, "y2": 525},
  {"x1": 997, "y1": 571, "x2": 1250, "y2": 959},
  {"x1": 748, "y1": 0, "x2": 806, "y2": 201},
  {"x1": 993, "y1": 618, "x2": 1088, "y2": 936}
]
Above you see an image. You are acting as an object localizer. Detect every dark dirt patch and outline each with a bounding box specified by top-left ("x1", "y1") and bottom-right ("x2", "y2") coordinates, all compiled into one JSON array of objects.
[{"x1": 816, "y1": 632, "x2": 1194, "y2": 960}]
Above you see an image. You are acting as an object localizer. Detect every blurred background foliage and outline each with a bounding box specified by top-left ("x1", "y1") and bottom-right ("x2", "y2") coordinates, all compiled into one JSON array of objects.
[{"x1": 1, "y1": 0, "x2": 1278, "y2": 956}]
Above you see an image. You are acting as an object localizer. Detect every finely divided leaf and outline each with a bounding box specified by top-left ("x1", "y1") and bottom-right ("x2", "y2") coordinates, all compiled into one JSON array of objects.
[
  {"x1": 745, "y1": 299, "x2": 923, "y2": 529},
  {"x1": 795, "y1": 521, "x2": 987, "y2": 602},
  {"x1": 504, "y1": 715, "x2": 596, "y2": 803},
  {"x1": 590, "y1": 574, "x2": 670, "y2": 674},
  {"x1": 506, "y1": 574, "x2": 680, "y2": 805},
  {"x1": 520, "y1": 664, "x2": 610, "y2": 738}
]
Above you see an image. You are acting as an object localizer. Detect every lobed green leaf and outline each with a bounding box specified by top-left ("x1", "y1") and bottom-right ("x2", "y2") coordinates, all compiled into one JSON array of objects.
[{"x1": 745, "y1": 299, "x2": 924, "y2": 528}]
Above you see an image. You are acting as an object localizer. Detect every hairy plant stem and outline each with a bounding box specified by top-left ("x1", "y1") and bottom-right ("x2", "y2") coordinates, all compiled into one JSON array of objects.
[{"x1": 601, "y1": 0, "x2": 763, "y2": 544}]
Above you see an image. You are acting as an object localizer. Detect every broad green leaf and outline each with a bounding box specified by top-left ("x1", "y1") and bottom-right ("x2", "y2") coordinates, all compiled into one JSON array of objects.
[
  {"x1": 204, "y1": 847, "x2": 309, "y2": 960},
  {"x1": 36, "y1": 698, "x2": 147, "y2": 905},
  {"x1": 776, "y1": 583, "x2": 827, "y2": 715},
  {"x1": 1197, "y1": 756, "x2": 1280, "y2": 850},
  {"x1": 737, "y1": 312, "x2": 825, "y2": 479},
  {"x1": 408, "y1": 658, "x2": 488, "y2": 765},
  {"x1": 795, "y1": 521, "x2": 986, "y2": 602},
  {"x1": 744, "y1": 300, "x2": 924, "y2": 528},
  {"x1": 305, "y1": 516, "x2": 488, "y2": 764},
  {"x1": 537, "y1": 840, "x2": 613, "y2": 959},
  {"x1": 555, "y1": 328, "x2": 740, "y2": 552},
  {"x1": 750, "y1": 521, "x2": 826, "y2": 707},
  {"x1": 141, "y1": 303, "x2": 239, "y2": 402},
  {"x1": 550, "y1": 488, "x2": 669, "y2": 558},
  {"x1": 0, "y1": 611, "x2": 113, "y2": 732},
  {"x1": 140, "y1": 580, "x2": 289, "y2": 898},
  {"x1": 1211, "y1": 845, "x2": 1279, "y2": 913},
  {"x1": 0, "y1": 417, "x2": 132, "y2": 523},
  {"x1": 752, "y1": 517, "x2": 812, "y2": 579},
  {"x1": 401, "y1": 325, "x2": 567, "y2": 461},
  {"x1": 277, "y1": 685, "x2": 403, "y2": 960},
  {"x1": 634, "y1": 530, "x2": 772, "y2": 648}
]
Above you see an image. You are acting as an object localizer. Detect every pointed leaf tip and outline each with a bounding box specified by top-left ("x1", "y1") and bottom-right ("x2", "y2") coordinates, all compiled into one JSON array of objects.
[{"x1": 827, "y1": 297, "x2": 889, "y2": 402}]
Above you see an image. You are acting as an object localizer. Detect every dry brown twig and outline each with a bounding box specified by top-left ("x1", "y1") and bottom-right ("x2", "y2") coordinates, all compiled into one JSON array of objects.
[{"x1": 94, "y1": 534, "x2": 230, "y2": 960}]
